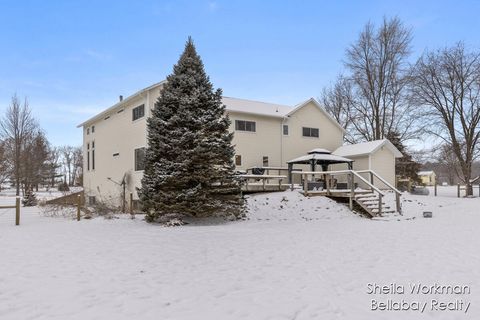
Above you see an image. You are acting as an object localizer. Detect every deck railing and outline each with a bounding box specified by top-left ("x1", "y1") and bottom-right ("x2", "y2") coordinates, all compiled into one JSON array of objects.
[
  {"x1": 238, "y1": 174, "x2": 287, "y2": 192},
  {"x1": 355, "y1": 170, "x2": 402, "y2": 214}
]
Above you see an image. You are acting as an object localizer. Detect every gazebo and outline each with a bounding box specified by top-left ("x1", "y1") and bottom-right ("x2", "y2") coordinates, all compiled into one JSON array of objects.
[{"x1": 286, "y1": 148, "x2": 353, "y2": 185}]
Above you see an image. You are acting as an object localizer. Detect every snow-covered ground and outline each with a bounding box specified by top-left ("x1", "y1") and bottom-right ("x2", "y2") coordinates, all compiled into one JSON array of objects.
[{"x1": 0, "y1": 190, "x2": 479, "y2": 319}]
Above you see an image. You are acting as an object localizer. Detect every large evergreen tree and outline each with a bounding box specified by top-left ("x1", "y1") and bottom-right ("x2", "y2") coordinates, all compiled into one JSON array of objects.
[{"x1": 140, "y1": 38, "x2": 243, "y2": 222}]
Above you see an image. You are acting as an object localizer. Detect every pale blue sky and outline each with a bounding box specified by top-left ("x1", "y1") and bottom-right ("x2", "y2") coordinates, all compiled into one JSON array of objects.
[{"x1": 1, "y1": 0, "x2": 480, "y2": 146}]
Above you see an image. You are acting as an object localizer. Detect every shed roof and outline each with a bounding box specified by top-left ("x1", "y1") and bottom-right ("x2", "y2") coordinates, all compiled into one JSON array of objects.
[{"x1": 333, "y1": 139, "x2": 403, "y2": 158}]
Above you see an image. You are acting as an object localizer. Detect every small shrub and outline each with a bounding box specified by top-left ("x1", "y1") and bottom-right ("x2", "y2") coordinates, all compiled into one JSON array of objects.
[
  {"x1": 22, "y1": 190, "x2": 38, "y2": 207},
  {"x1": 58, "y1": 182, "x2": 70, "y2": 192}
]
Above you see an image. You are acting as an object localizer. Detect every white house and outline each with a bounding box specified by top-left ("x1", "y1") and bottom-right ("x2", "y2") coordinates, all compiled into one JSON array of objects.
[
  {"x1": 78, "y1": 81, "x2": 401, "y2": 206},
  {"x1": 418, "y1": 170, "x2": 436, "y2": 186}
]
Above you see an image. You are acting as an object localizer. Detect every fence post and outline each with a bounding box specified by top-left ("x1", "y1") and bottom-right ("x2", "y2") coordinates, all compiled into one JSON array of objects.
[
  {"x1": 77, "y1": 195, "x2": 81, "y2": 221},
  {"x1": 457, "y1": 183, "x2": 460, "y2": 198},
  {"x1": 15, "y1": 197, "x2": 20, "y2": 226},
  {"x1": 395, "y1": 192, "x2": 401, "y2": 215},
  {"x1": 434, "y1": 183, "x2": 437, "y2": 197},
  {"x1": 129, "y1": 192, "x2": 135, "y2": 219}
]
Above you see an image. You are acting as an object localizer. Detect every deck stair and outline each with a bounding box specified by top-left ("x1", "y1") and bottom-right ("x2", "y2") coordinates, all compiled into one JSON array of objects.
[{"x1": 354, "y1": 192, "x2": 396, "y2": 217}]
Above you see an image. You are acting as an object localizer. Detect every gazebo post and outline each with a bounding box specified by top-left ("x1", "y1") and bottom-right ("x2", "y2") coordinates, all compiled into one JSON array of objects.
[{"x1": 310, "y1": 159, "x2": 316, "y2": 181}]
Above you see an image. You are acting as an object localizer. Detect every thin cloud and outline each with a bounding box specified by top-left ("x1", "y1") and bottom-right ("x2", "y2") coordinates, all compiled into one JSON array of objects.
[{"x1": 208, "y1": 1, "x2": 218, "y2": 12}]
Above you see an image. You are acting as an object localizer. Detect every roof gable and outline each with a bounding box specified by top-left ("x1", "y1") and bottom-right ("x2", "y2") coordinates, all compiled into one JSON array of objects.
[
  {"x1": 286, "y1": 98, "x2": 346, "y2": 133},
  {"x1": 77, "y1": 81, "x2": 165, "y2": 128}
]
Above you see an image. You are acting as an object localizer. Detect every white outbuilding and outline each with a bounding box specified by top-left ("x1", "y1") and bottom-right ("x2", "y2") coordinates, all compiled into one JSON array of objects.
[{"x1": 333, "y1": 139, "x2": 402, "y2": 189}]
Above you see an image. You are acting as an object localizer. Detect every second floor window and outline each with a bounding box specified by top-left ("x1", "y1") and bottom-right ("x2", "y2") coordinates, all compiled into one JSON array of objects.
[
  {"x1": 132, "y1": 104, "x2": 145, "y2": 121},
  {"x1": 235, "y1": 120, "x2": 256, "y2": 132},
  {"x1": 283, "y1": 125, "x2": 289, "y2": 135},
  {"x1": 302, "y1": 127, "x2": 319, "y2": 138}
]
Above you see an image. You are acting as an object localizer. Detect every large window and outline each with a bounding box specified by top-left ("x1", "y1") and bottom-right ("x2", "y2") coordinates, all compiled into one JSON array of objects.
[
  {"x1": 91, "y1": 141, "x2": 95, "y2": 170},
  {"x1": 135, "y1": 147, "x2": 146, "y2": 171},
  {"x1": 132, "y1": 104, "x2": 145, "y2": 121},
  {"x1": 87, "y1": 143, "x2": 90, "y2": 171},
  {"x1": 302, "y1": 127, "x2": 319, "y2": 138},
  {"x1": 235, "y1": 120, "x2": 256, "y2": 132}
]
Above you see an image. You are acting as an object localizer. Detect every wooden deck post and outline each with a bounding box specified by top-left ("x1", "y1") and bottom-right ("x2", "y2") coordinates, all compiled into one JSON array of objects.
[
  {"x1": 349, "y1": 172, "x2": 354, "y2": 210},
  {"x1": 15, "y1": 197, "x2": 20, "y2": 226},
  {"x1": 326, "y1": 174, "x2": 330, "y2": 195},
  {"x1": 369, "y1": 171, "x2": 374, "y2": 191},
  {"x1": 262, "y1": 178, "x2": 266, "y2": 191},
  {"x1": 378, "y1": 194, "x2": 383, "y2": 216},
  {"x1": 457, "y1": 183, "x2": 460, "y2": 198},
  {"x1": 396, "y1": 193, "x2": 401, "y2": 214},
  {"x1": 278, "y1": 179, "x2": 282, "y2": 191},
  {"x1": 434, "y1": 183, "x2": 437, "y2": 196},
  {"x1": 303, "y1": 173, "x2": 308, "y2": 196}
]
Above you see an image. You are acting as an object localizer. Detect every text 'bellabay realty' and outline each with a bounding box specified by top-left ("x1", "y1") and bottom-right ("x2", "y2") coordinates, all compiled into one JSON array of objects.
[{"x1": 367, "y1": 282, "x2": 471, "y2": 314}]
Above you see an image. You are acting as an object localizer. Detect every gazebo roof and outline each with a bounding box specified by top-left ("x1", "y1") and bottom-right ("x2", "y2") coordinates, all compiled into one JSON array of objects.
[
  {"x1": 287, "y1": 152, "x2": 353, "y2": 165},
  {"x1": 308, "y1": 148, "x2": 331, "y2": 154}
]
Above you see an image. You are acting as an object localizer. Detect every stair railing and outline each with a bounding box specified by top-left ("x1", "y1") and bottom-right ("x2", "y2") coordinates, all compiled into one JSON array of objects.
[{"x1": 355, "y1": 170, "x2": 402, "y2": 214}]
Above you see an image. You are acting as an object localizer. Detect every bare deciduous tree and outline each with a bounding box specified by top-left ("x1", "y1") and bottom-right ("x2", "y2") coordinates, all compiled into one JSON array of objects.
[
  {"x1": 434, "y1": 143, "x2": 462, "y2": 186},
  {"x1": 411, "y1": 43, "x2": 480, "y2": 195},
  {"x1": 323, "y1": 16, "x2": 420, "y2": 143},
  {"x1": 321, "y1": 75, "x2": 356, "y2": 143},
  {"x1": 22, "y1": 130, "x2": 49, "y2": 192},
  {"x1": 0, "y1": 95, "x2": 37, "y2": 195},
  {"x1": 0, "y1": 141, "x2": 10, "y2": 190},
  {"x1": 60, "y1": 146, "x2": 74, "y2": 185},
  {"x1": 59, "y1": 145, "x2": 83, "y2": 186}
]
